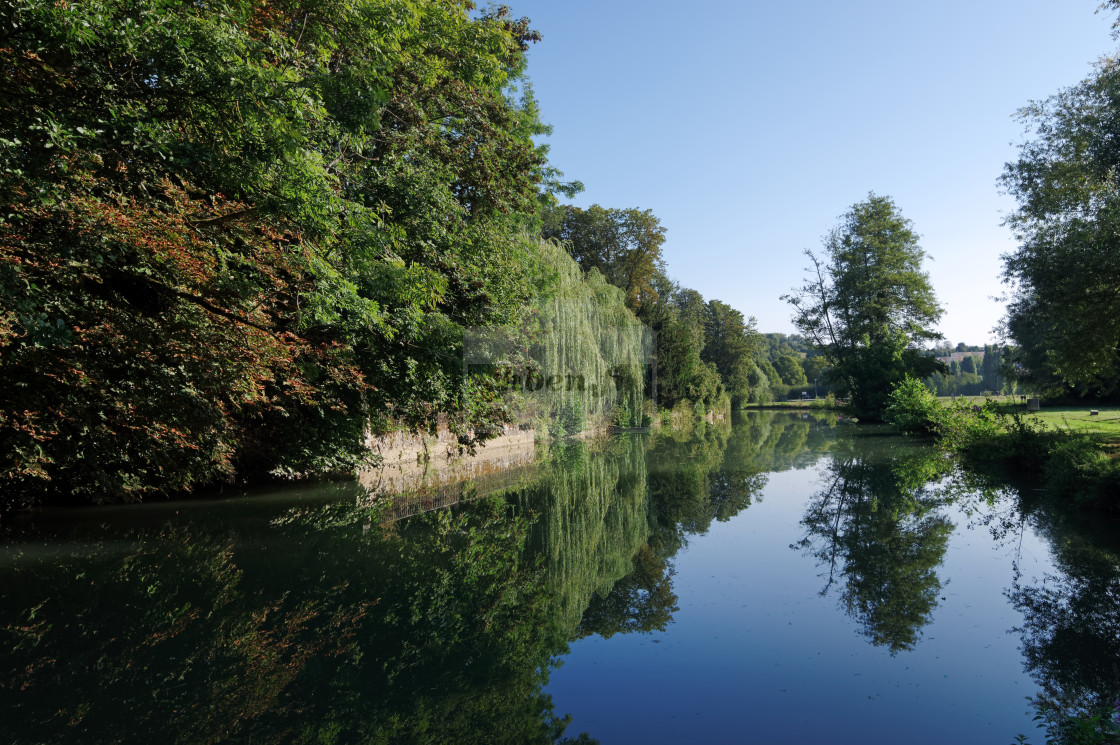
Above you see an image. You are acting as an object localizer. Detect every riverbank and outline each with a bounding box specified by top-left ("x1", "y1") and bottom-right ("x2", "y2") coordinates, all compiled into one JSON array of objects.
[
  {"x1": 361, "y1": 425, "x2": 537, "y2": 520},
  {"x1": 741, "y1": 397, "x2": 839, "y2": 411},
  {"x1": 362, "y1": 402, "x2": 726, "y2": 512},
  {"x1": 885, "y1": 381, "x2": 1120, "y2": 512}
]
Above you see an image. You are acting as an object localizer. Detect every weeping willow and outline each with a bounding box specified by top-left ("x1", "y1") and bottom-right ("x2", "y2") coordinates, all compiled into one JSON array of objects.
[
  {"x1": 466, "y1": 237, "x2": 652, "y2": 437},
  {"x1": 511, "y1": 437, "x2": 651, "y2": 634},
  {"x1": 530, "y1": 239, "x2": 651, "y2": 434}
]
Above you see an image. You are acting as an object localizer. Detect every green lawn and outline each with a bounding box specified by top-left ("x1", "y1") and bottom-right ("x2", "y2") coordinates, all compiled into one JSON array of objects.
[
  {"x1": 936, "y1": 394, "x2": 1021, "y2": 406},
  {"x1": 759, "y1": 395, "x2": 1120, "y2": 439},
  {"x1": 1021, "y1": 406, "x2": 1120, "y2": 437},
  {"x1": 940, "y1": 396, "x2": 1120, "y2": 441},
  {"x1": 744, "y1": 399, "x2": 836, "y2": 410}
]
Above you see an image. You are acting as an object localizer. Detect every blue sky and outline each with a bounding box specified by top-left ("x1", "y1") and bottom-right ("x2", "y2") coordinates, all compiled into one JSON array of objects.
[{"x1": 509, "y1": 0, "x2": 1116, "y2": 344}]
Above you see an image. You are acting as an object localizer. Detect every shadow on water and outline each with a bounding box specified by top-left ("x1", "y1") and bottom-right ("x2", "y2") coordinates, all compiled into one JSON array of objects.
[{"x1": 2, "y1": 410, "x2": 1119, "y2": 743}]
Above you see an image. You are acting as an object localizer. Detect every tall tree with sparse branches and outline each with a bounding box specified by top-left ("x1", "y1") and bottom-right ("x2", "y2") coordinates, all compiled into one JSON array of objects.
[{"x1": 784, "y1": 194, "x2": 944, "y2": 419}]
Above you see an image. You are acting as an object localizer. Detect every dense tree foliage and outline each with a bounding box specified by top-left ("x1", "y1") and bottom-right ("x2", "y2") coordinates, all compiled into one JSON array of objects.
[
  {"x1": 645, "y1": 283, "x2": 727, "y2": 410},
  {"x1": 491, "y1": 238, "x2": 651, "y2": 436},
  {"x1": 540, "y1": 203, "x2": 775, "y2": 411},
  {"x1": 752, "y1": 334, "x2": 820, "y2": 398},
  {"x1": 1001, "y1": 53, "x2": 1120, "y2": 397},
  {"x1": 700, "y1": 300, "x2": 765, "y2": 407},
  {"x1": 923, "y1": 345, "x2": 1010, "y2": 397},
  {"x1": 0, "y1": 0, "x2": 555, "y2": 506},
  {"x1": 785, "y1": 194, "x2": 944, "y2": 419},
  {"x1": 0, "y1": 0, "x2": 771, "y2": 513},
  {"x1": 540, "y1": 203, "x2": 666, "y2": 312},
  {"x1": 772, "y1": 353, "x2": 808, "y2": 387}
]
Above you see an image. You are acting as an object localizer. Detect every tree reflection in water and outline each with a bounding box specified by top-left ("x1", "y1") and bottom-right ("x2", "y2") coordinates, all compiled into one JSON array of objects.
[
  {"x1": 578, "y1": 543, "x2": 678, "y2": 639},
  {"x1": 1007, "y1": 506, "x2": 1120, "y2": 736},
  {"x1": 795, "y1": 435, "x2": 954, "y2": 654},
  {"x1": 0, "y1": 417, "x2": 757, "y2": 745},
  {"x1": 3, "y1": 411, "x2": 971, "y2": 743},
  {"x1": 1, "y1": 493, "x2": 588, "y2": 745},
  {"x1": 944, "y1": 467, "x2": 1120, "y2": 739}
]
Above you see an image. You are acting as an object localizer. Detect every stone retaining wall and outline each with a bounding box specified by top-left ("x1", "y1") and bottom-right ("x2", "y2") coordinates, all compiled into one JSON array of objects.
[{"x1": 358, "y1": 425, "x2": 537, "y2": 516}]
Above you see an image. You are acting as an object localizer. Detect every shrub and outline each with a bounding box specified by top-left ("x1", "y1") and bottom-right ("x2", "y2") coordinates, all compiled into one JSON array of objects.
[
  {"x1": 1044, "y1": 436, "x2": 1120, "y2": 507},
  {"x1": 884, "y1": 377, "x2": 943, "y2": 434},
  {"x1": 934, "y1": 398, "x2": 1005, "y2": 455},
  {"x1": 557, "y1": 400, "x2": 586, "y2": 437},
  {"x1": 810, "y1": 392, "x2": 838, "y2": 410}
]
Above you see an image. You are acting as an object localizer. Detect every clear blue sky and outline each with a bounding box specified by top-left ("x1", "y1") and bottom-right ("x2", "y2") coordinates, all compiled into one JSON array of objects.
[{"x1": 509, "y1": 0, "x2": 1116, "y2": 345}]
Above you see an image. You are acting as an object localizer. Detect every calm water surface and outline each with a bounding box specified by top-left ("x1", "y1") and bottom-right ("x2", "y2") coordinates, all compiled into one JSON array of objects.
[{"x1": 2, "y1": 411, "x2": 1117, "y2": 744}]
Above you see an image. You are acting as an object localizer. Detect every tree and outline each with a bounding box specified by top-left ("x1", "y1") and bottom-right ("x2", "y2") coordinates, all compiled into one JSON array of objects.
[
  {"x1": 801, "y1": 355, "x2": 830, "y2": 391},
  {"x1": 773, "y1": 353, "x2": 809, "y2": 387},
  {"x1": 701, "y1": 300, "x2": 765, "y2": 407},
  {"x1": 541, "y1": 204, "x2": 666, "y2": 312},
  {"x1": 1000, "y1": 54, "x2": 1120, "y2": 395},
  {"x1": 980, "y1": 345, "x2": 1005, "y2": 392},
  {"x1": 0, "y1": 0, "x2": 553, "y2": 506},
  {"x1": 633, "y1": 274, "x2": 722, "y2": 411},
  {"x1": 784, "y1": 194, "x2": 944, "y2": 419}
]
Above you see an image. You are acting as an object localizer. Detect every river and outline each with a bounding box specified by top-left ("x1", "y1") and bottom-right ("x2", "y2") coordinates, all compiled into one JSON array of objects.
[{"x1": 2, "y1": 411, "x2": 1117, "y2": 744}]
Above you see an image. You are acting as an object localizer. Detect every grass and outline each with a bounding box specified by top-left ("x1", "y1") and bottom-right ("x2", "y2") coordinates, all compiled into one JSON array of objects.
[
  {"x1": 743, "y1": 400, "x2": 816, "y2": 409},
  {"x1": 914, "y1": 395, "x2": 1120, "y2": 511},
  {"x1": 743, "y1": 398, "x2": 839, "y2": 411},
  {"x1": 1025, "y1": 406, "x2": 1120, "y2": 438},
  {"x1": 936, "y1": 396, "x2": 1120, "y2": 442}
]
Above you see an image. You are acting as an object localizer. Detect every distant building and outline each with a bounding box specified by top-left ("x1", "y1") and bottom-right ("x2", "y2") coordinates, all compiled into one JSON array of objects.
[{"x1": 935, "y1": 351, "x2": 984, "y2": 365}]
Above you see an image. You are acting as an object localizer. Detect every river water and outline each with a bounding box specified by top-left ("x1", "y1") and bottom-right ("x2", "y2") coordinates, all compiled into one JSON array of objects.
[{"x1": 2, "y1": 411, "x2": 1117, "y2": 744}]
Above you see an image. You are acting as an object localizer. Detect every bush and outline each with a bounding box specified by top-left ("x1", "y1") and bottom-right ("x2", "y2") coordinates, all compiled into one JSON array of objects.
[
  {"x1": 557, "y1": 399, "x2": 586, "y2": 437},
  {"x1": 883, "y1": 377, "x2": 943, "y2": 434},
  {"x1": 810, "y1": 392, "x2": 838, "y2": 410},
  {"x1": 1044, "y1": 436, "x2": 1120, "y2": 507},
  {"x1": 885, "y1": 378, "x2": 1120, "y2": 513},
  {"x1": 932, "y1": 398, "x2": 1006, "y2": 455},
  {"x1": 991, "y1": 410, "x2": 1053, "y2": 468},
  {"x1": 933, "y1": 400, "x2": 1120, "y2": 511}
]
